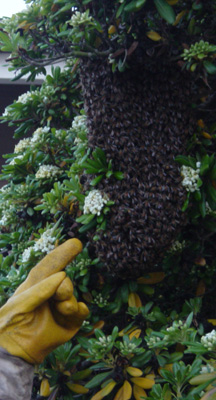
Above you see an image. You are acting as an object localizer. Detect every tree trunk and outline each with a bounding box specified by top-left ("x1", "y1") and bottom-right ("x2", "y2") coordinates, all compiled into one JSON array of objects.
[{"x1": 79, "y1": 59, "x2": 196, "y2": 278}]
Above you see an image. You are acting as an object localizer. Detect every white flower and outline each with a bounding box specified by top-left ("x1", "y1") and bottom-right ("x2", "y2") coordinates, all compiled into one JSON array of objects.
[
  {"x1": 181, "y1": 165, "x2": 200, "y2": 192},
  {"x1": 168, "y1": 240, "x2": 186, "y2": 254},
  {"x1": 72, "y1": 115, "x2": 87, "y2": 135},
  {"x1": 31, "y1": 126, "x2": 50, "y2": 145},
  {"x1": 9, "y1": 155, "x2": 24, "y2": 165},
  {"x1": 17, "y1": 91, "x2": 33, "y2": 104},
  {"x1": 35, "y1": 164, "x2": 61, "y2": 179},
  {"x1": 201, "y1": 330, "x2": 216, "y2": 351},
  {"x1": 83, "y1": 190, "x2": 109, "y2": 216},
  {"x1": 200, "y1": 364, "x2": 215, "y2": 374},
  {"x1": 14, "y1": 138, "x2": 31, "y2": 153},
  {"x1": 22, "y1": 246, "x2": 34, "y2": 263},
  {"x1": 33, "y1": 229, "x2": 56, "y2": 254},
  {"x1": 70, "y1": 10, "x2": 93, "y2": 26}
]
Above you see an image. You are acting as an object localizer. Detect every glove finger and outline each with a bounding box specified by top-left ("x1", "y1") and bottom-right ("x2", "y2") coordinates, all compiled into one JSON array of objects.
[
  {"x1": 65, "y1": 302, "x2": 90, "y2": 328},
  {"x1": 53, "y1": 301, "x2": 89, "y2": 329},
  {"x1": 14, "y1": 239, "x2": 82, "y2": 295},
  {"x1": 3, "y1": 272, "x2": 66, "y2": 319},
  {"x1": 53, "y1": 276, "x2": 74, "y2": 301}
]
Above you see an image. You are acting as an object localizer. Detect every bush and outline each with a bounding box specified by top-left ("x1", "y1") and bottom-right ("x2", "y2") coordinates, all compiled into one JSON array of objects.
[{"x1": 0, "y1": 1, "x2": 216, "y2": 399}]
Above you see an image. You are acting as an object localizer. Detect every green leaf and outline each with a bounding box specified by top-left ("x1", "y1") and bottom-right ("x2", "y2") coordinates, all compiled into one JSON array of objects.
[
  {"x1": 27, "y1": 207, "x2": 34, "y2": 216},
  {"x1": 90, "y1": 175, "x2": 103, "y2": 186},
  {"x1": 206, "y1": 183, "x2": 216, "y2": 202},
  {"x1": 116, "y1": 3, "x2": 125, "y2": 18},
  {"x1": 76, "y1": 214, "x2": 95, "y2": 225},
  {"x1": 113, "y1": 171, "x2": 124, "y2": 180},
  {"x1": 85, "y1": 371, "x2": 112, "y2": 389},
  {"x1": 124, "y1": 1, "x2": 138, "y2": 12},
  {"x1": 203, "y1": 61, "x2": 216, "y2": 75},
  {"x1": 0, "y1": 31, "x2": 13, "y2": 52},
  {"x1": 136, "y1": 0, "x2": 147, "y2": 7},
  {"x1": 154, "y1": 0, "x2": 176, "y2": 24},
  {"x1": 175, "y1": 155, "x2": 196, "y2": 168},
  {"x1": 78, "y1": 219, "x2": 97, "y2": 233}
]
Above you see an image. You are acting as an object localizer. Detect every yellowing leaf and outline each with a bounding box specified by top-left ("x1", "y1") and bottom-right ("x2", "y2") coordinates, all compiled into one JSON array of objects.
[
  {"x1": 67, "y1": 383, "x2": 89, "y2": 394},
  {"x1": 202, "y1": 131, "x2": 212, "y2": 139},
  {"x1": 40, "y1": 379, "x2": 50, "y2": 397},
  {"x1": 128, "y1": 293, "x2": 142, "y2": 307},
  {"x1": 196, "y1": 280, "x2": 206, "y2": 297},
  {"x1": 167, "y1": 0, "x2": 178, "y2": 4},
  {"x1": 173, "y1": 10, "x2": 187, "y2": 26},
  {"x1": 114, "y1": 380, "x2": 132, "y2": 400},
  {"x1": 129, "y1": 329, "x2": 142, "y2": 340},
  {"x1": 130, "y1": 377, "x2": 155, "y2": 389},
  {"x1": 200, "y1": 386, "x2": 216, "y2": 400},
  {"x1": 91, "y1": 380, "x2": 117, "y2": 400},
  {"x1": 146, "y1": 30, "x2": 162, "y2": 41},
  {"x1": 126, "y1": 367, "x2": 143, "y2": 377},
  {"x1": 208, "y1": 319, "x2": 216, "y2": 326},
  {"x1": 189, "y1": 373, "x2": 216, "y2": 385},
  {"x1": 133, "y1": 384, "x2": 147, "y2": 400},
  {"x1": 137, "y1": 272, "x2": 165, "y2": 284},
  {"x1": 197, "y1": 119, "x2": 205, "y2": 128},
  {"x1": 119, "y1": 326, "x2": 139, "y2": 337},
  {"x1": 158, "y1": 363, "x2": 173, "y2": 376},
  {"x1": 108, "y1": 25, "x2": 117, "y2": 35}
]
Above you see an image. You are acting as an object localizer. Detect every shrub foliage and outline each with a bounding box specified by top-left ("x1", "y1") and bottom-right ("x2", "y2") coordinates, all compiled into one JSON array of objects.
[{"x1": 0, "y1": 1, "x2": 216, "y2": 399}]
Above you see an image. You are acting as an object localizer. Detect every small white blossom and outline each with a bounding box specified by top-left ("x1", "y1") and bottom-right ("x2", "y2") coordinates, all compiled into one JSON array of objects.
[
  {"x1": 33, "y1": 229, "x2": 56, "y2": 254},
  {"x1": 201, "y1": 330, "x2": 216, "y2": 351},
  {"x1": 31, "y1": 126, "x2": 50, "y2": 145},
  {"x1": 17, "y1": 91, "x2": 33, "y2": 104},
  {"x1": 206, "y1": 202, "x2": 216, "y2": 216},
  {"x1": 70, "y1": 10, "x2": 93, "y2": 26},
  {"x1": 72, "y1": 115, "x2": 87, "y2": 135},
  {"x1": 22, "y1": 246, "x2": 34, "y2": 263},
  {"x1": 9, "y1": 155, "x2": 24, "y2": 165},
  {"x1": 168, "y1": 240, "x2": 186, "y2": 254},
  {"x1": 14, "y1": 138, "x2": 31, "y2": 153},
  {"x1": 84, "y1": 190, "x2": 109, "y2": 216},
  {"x1": 181, "y1": 165, "x2": 200, "y2": 192},
  {"x1": 35, "y1": 165, "x2": 61, "y2": 179},
  {"x1": 200, "y1": 364, "x2": 215, "y2": 374}
]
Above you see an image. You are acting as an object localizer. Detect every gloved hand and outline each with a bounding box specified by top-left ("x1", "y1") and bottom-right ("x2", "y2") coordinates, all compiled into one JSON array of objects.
[{"x1": 0, "y1": 239, "x2": 89, "y2": 365}]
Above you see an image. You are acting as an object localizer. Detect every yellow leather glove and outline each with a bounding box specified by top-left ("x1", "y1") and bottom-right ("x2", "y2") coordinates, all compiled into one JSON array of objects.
[{"x1": 0, "y1": 239, "x2": 89, "y2": 365}]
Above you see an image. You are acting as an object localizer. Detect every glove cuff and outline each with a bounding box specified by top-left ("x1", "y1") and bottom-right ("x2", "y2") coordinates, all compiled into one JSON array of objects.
[{"x1": 0, "y1": 333, "x2": 37, "y2": 364}]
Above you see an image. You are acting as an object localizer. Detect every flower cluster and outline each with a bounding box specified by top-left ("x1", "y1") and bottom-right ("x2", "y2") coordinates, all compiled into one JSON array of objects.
[
  {"x1": 118, "y1": 341, "x2": 138, "y2": 356},
  {"x1": 201, "y1": 330, "x2": 216, "y2": 351},
  {"x1": 34, "y1": 229, "x2": 56, "y2": 253},
  {"x1": 69, "y1": 10, "x2": 93, "y2": 26},
  {"x1": 35, "y1": 165, "x2": 61, "y2": 179},
  {"x1": 14, "y1": 138, "x2": 31, "y2": 153},
  {"x1": 88, "y1": 334, "x2": 114, "y2": 360},
  {"x1": 83, "y1": 190, "x2": 109, "y2": 216},
  {"x1": 168, "y1": 240, "x2": 186, "y2": 254},
  {"x1": 17, "y1": 91, "x2": 33, "y2": 104},
  {"x1": 40, "y1": 85, "x2": 56, "y2": 103},
  {"x1": 22, "y1": 246, "x2": 35, "y2": 263},
  {"x1": 145, "y1": 335, "x2": 163, "y2": 349},
  {"x1": 31, "y1": 127, "x2": 50, "y2": 145},
  {"x1": 93, "y1": 293, "x2": 109, "y2": 307},
  {"x1": 0, "y1": 200, "x2": 16, "y2": 226},
  {"x1": 72, "y1": 115, "x2": 87, "y2": 135},
  {"x1": 181, "y1": 162, "x2": 200, "y2": 192},
  {"x1": 200, "y1": 364, "x2": 215, "y2": 374},
  {"x1": 182, "y1": 40, "x2": 216, "y2": 62}
]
